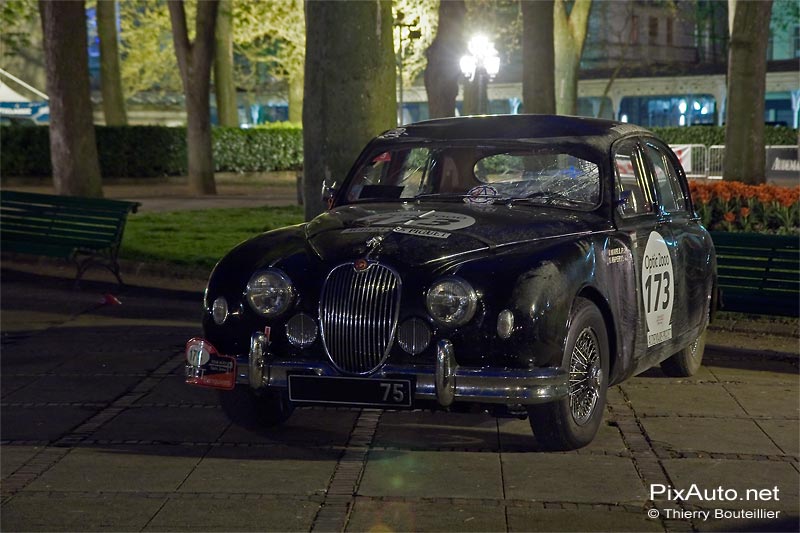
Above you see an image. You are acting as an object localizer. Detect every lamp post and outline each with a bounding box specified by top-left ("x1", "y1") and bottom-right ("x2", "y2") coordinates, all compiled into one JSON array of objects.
[
  {"x1": 460, "y1": 35, "x2": 500, "y2": 115},
  {"x1": 394, "y1": 11, "x2": 421, "y2": 125}
]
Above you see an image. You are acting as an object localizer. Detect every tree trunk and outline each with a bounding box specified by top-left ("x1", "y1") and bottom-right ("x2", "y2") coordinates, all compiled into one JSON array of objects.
[
  {"x1": 723, "y1": 0, "x2": 772, "y2": 184},
  {"x1": 96, "y1": 0, "x2": 127, "y2": 126},
  {"x1": 522, "y1": 0, "x2": 555, "y2": 114},
  {"x1": 303, "y1": 0, "x2": 396, "y2": 220},
  {"x1": 423, "y1": 0, "x2": 465, "y2": 119},
  {"x1": 39, "y1": 0, "x2": 103, "y2": 197},
  {"x1": 214, "y1": 0, "x2": 238, "y2": 127},
  {"x1": 168, "y1": 0, "x2": 219, "y2": 195},
  {"x1": 554, "y1": 0, "x2": 591, "y2": 116},
  {"x1": 288, "y1": 72, "x2": 303, "y2": 123}
]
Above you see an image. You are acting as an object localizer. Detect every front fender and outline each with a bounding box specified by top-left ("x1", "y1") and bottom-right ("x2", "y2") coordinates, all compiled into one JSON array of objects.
[{"x1": 506, "y1": 240, "x2": 598, "y2": 368}]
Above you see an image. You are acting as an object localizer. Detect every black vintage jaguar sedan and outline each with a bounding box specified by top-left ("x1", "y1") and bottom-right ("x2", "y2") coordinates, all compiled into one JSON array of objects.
[{"x1": 186, "y1": 114, "x2": 716, "y2": 450}]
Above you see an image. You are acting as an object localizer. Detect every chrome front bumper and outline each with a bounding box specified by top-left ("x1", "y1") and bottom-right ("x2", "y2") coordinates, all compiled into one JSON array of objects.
[{"x1": 236, "y1": 334, "x2": 568, "y2": 407}]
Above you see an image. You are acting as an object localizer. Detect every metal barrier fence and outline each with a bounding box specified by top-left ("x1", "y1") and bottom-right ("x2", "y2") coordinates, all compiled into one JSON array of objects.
[
  {"x1": 670, "y1": 144, "x2": 708, "y2": 179},
  {"x1": 670, "y1": 144, "x2": 799, "y2": 181},
  {"x1": 707, "y1": 145, "x2": 724, "y2": 179}
]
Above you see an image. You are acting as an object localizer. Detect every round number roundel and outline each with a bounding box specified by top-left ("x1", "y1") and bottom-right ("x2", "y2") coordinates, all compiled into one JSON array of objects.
[{"x1": 641, "y1": 231, "x2": 674, "y2": 346}]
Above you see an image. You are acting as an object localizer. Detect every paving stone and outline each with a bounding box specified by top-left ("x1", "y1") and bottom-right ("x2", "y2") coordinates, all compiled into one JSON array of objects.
[
  {"x1": 507, "y1": 507, "x2": 662, "y2": 532},
  {"x1": 724, "y1": 383, "x2": 800, "y2": 418},
  {"x1": 502, "y1": 454, "x2": 646, "y2": 504},
  {"x1": 91, "y1": 406, "x2": 230, "y2": 443},
  {"x1": 619, "y1": 383, "x2": 747, "y2": 417},
  {"x1": 145, "y1": 496, "x2": 319, "y2": 532},
  {"x1": 179, "y1": 445, "x2": 337, "y2": 496},
  {"x1": 0, "y1": 375, "x2": 39, "y2": 399},
  {"x1": 25, "y1": 445, "x2": 204, "y2": 493},
  {"x1": 347, "y1": 498, "x2": 506, "y2": 532},
  {"x1": 0, "y1": 406, "x2": 99, "y2": 442},
  {"x1": 219, "y1": 408, "x2": 359, "y2": 447},
  {"x1": 642, "y1": 417, "x2": 783, "y2": 455},
  {"x1": 707, "y1": 360, "x2": 799, "y2": 386},
  {"x1": 3, "y1": 374, "x2": 143, "y2": 405},
  {"x1": 756, "y1": 419, "x2": 800, "y2": 457},
  {"x1": 0, "y1": 445, "x2": 43, "y2": 480},
  {"x1": 661, "y1": 459, "x2": 799, "y2": 512},
  {"x1": 498, "y1": 417, "x2": 627, "y2": 454},
  {"x1": 693, "y1": 512, "x2": 799, "y2": 532},
  {"x1": 359, "y1": 450, "x2": 503, "y2": 499},
  {"x1": 135, "y1": 373, "x2": 220, "y2": 406},
  {"x1": 57, "y1": 349, "x2": 175, "y2": 375},
  {"x1": 0, "y1": 348, "x2": 77, "y2": 374},
  {"x1": 633, "y1": 364, "x2": 720, "y2": 383},
  {"x1": 0, "y1": 492, "x2": 164, "y2": 532},
  {"x1": 374, "y1": 410, "x2": 498, "y2": 450}
]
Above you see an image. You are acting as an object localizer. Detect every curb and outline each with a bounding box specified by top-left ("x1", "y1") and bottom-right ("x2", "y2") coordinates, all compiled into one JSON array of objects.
[{"x1": 1, "y1": 252, "x2": 210, "y2": 286}]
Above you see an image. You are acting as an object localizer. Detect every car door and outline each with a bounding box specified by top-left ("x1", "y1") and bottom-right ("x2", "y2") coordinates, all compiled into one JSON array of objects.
[
  {"x1": 640, "y1": 138, "x2": 710, "y2": 342},
  {"x1": 610, "y1": 137, "x2": 670, "y2": 375}
]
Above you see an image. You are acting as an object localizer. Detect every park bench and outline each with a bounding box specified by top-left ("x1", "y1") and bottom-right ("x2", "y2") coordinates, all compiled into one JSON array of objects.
[
  {"x1": 711, "y1": 231, "x2": 799, "y2": 317},
  {"x1": 0, "y1": 190, "x2": 140, "y2": 285}
]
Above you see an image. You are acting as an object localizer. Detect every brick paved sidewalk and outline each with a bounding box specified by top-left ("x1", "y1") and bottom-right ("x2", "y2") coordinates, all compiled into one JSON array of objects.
[{"x1": 0, "y1": 268, "x2": 797, "y2": 532}]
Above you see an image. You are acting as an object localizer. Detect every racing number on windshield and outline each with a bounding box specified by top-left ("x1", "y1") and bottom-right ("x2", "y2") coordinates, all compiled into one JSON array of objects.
[
  {"x1": 380, "y1": 382, "x2": 405, "y2": 403},
  {"x1": 644, "y1": 272, "x2": 671, "y2": 313}
]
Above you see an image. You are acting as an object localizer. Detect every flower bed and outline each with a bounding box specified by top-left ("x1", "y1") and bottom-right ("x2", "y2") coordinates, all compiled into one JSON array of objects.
[{"x1": 688, "y1": 181, "x2": 800, "y2": 234}]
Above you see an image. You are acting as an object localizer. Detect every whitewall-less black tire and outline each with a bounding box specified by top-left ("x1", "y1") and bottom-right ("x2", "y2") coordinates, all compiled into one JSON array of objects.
[{"x1": 527, "y1": 297, "x2": 610, "y2": 450}]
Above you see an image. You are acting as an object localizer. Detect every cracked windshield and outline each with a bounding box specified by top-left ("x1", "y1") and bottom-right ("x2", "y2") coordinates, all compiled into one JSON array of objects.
[{"x1": 344, "y1": 144, "x2": 601, "y2": 209}]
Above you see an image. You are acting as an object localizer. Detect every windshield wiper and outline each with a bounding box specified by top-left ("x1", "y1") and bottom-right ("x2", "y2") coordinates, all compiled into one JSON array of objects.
[
  {"x1": 500, "y1": 192, "x2": 590, "y2": 207},
  {"x1": 412, "y1": 193, "x2": 473, "y2": 202}
]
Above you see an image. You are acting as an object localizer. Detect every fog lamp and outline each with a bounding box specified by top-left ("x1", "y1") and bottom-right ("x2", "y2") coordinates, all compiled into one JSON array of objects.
[{"x1": 497, "y1": 309, "x2": 515, "y2": 339}]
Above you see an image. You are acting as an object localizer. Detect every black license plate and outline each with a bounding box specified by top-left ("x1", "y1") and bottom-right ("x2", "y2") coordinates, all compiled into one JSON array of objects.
[{"x1": 288, "y1": 375, "x2": 413, "y2": 408}]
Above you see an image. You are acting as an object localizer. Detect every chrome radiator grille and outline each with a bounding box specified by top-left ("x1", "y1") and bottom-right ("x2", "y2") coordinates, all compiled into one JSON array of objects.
[{"x1": 319, "y1": 262, "x2": 401, "y2": 374}]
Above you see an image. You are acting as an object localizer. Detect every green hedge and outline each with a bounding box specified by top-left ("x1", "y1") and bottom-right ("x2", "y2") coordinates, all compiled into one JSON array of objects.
[
  {"x1": 3, "y1": 123, "x2": 794, "y2": 178},
  {"x1": 652, "y1": 126, "x2": 798, "y2": 146},
  {"x1": 213, "y1": 123, "x2": 303, "y2": 173},
  {"x1": 0, "y1": 123, "x2": 303, "y2": 178}
]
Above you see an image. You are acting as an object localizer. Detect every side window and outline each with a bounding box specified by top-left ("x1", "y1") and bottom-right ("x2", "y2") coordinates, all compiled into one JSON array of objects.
[
  {"x1": 644, "y1": 142, "x2": 688, "y2": 214},
  {"x1": 614, "y1": 140, "x2": 654, "y2": 217},
  {"x1": 347, "y1": 148, "x2": 432, "y2": 201}
]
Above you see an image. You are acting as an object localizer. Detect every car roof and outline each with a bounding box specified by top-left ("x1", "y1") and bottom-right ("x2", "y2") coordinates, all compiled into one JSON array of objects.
[{"x1": 381, "y1": 114, "x2": 651, "y2": 143}]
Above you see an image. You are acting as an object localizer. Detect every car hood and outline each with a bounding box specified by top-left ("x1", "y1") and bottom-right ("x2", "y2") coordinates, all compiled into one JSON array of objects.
[{"x1": 304, "y1": 202, "x2": 612, "y2": 268}]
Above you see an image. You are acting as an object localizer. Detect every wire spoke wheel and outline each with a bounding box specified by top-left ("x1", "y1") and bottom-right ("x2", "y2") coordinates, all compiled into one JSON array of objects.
[
  {"x1": 568, "y1": 327, "x2": 602, "y2": 426},
  {"x1": 528, "y1": 298, "x2": 609, "y2": 450}
]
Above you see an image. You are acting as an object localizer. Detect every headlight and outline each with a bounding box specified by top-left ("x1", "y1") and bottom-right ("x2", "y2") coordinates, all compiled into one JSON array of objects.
[
  {"x1": 426, "y1": 277, "x2": 478, "y2": 327},
  {"x1": 245, "y1": 269, "x2": 295, "y2": 318}
]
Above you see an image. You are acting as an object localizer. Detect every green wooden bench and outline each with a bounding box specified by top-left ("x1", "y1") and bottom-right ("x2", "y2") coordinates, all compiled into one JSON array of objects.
[
  {"x1": 711, "y1": 231, "x2": 799, "y2": 317},
  {"x1": 1, "y1": 190, "x2": 140, "y2": 285}
]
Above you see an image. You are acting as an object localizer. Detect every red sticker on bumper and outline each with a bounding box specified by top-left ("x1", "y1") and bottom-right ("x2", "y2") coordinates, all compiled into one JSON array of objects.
[{"x1": 185, "y1": 338, "x2": 236, "y2": 390}]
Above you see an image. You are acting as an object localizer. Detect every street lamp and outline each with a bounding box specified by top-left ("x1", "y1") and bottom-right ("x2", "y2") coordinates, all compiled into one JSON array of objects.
[
  {"x1": 460, "y1": 35, "x2": 500, "y2": 115},
  {"x1": 394, "y1": 11, "x2": 421, "y2": 125}
]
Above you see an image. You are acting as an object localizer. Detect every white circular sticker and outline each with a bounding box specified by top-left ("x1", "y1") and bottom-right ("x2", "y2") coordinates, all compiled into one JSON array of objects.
[
  {"x1": 187, "y1": 343, "x2": 211, "y2": 366},
  {"x1": 642, "y1": 231, "x2": 674, "y2": 347},
  {"x1": 357, "y1": 210, "x2": 476, "y2": 231}
]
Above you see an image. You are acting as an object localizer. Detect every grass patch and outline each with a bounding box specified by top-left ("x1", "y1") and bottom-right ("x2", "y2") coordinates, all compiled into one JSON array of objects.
[{"x1": 121, "y1": 206, "x2": 304, "y2": 269}]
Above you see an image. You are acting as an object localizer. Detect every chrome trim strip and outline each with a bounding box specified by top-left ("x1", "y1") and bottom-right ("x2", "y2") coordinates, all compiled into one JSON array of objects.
[
  {"x1": 435, "y1": 339, "x2": 456, "y2": 406},
  {"x1": 231, "y1": 358, "x2": 568, "y2": 405}
]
